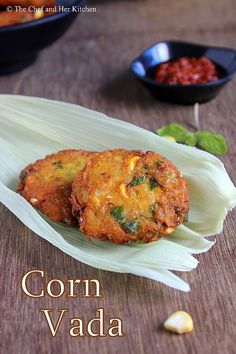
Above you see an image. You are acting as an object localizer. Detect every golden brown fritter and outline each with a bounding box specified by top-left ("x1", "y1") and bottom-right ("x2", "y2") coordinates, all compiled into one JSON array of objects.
[
  {"x1": 17, "y1": 149, "x2": 95, "y2": 225},
  {"x1": 0, "y1": 1, "x2": 56, "y2": 27},
  {"x1": 0, "y1": 10, "x2": 34, "y2": 26},
  {"x1": 71, "y1": 149, "x2": 189, "y2": 244}
]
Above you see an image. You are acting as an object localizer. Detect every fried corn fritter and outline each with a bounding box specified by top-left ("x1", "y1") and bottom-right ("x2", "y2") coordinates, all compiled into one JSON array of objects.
[
  {"x1": 0, "y1": 10, "x2": 34, "y2": 26},
  {"x1": 0, "y1": 1, "x2": 56, "y2": 26},
  {"x1": 71, "y1": 149, "x2": 189, "y2": 244},
  {"x1": 17, "y1": 150, "x2": 95, "y2": 225}
]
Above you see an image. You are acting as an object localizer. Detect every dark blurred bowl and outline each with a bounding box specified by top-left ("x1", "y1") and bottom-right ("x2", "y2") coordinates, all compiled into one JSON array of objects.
[
  {"x1": 131, "y1": 40, "x2": 236, "y2": 105},
  {"x1": 0, "y1": 0, "x2": 85, "y2": 74}
]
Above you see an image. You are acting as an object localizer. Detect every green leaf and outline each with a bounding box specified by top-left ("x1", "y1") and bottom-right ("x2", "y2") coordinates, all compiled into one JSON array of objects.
[
  {"x1": 121, "y1": 219, "x2": 140, "y2": 233},
  {"x1": 184, "y1": 133, "x2": 197, "y2": 147},
  {"x1": 196, "y1": 131, "x2": 228, "y2": 155},
  {"x1": 111, "y1": 206, "x2": 140, "y2": 233},
  {"x1": 156, "y1": 123, "x2": 189, "y2": 143},
  {"x1": 154, "y1": 161, "x2": 164, "y2": 168},
  {"x1": 128, "y1": 174, "x2": 147, "y2": 187},
  {"x1": 149, "y1": 203, "x2": 157, "y2": 215},
  {"x1": 110, "y1": 206, "x2": 124, "y2": 223},
  {"x1": 156, "y1": 123, "x2": 228, "y2": 155},
  {"x1": 149, "y1": 178, "x2": 159, "y2": 190}
]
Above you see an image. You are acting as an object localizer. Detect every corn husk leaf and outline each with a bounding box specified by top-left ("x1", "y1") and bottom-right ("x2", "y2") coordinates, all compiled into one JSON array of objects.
[{"x1": 0, "y1": 95, "x2": 235, "y2": 292}]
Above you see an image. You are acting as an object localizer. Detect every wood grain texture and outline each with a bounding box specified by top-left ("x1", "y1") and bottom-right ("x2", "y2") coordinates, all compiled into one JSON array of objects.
[{"x1": 0, "y1": 0, "x2": 236, "y2": 353}]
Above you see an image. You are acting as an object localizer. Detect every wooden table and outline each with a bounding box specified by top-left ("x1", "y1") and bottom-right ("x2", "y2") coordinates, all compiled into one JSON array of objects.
[{"x1": 0, "y1": 0, "x2": 235, "y2": 353}]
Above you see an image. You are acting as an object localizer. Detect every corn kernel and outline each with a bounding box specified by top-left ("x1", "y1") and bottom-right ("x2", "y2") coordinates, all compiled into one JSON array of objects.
[
  {"x1": 120, "y1": 184, "x2": 129, "y2": 198},
  {"x1": 166, "y1": 227, "x2": 175, "y2": 234},
  {"x1": 162, "y1": 135, "x2": 176, "y2": 142},
  {"x1": 30, "y1": 198, "x2": 38, "y2": 205},
  {"x1": 129, "y1": 156, "x2": 141, "y2": 171},
  {"x1": 164, "y1": 311, "x2": 193, "y2": 334}
]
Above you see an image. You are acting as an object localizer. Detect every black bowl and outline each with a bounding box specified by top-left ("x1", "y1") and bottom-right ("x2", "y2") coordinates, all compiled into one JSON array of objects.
[
  {"x1": 0, "y1": 0, "x2": 85, "y2": 74},
  {"x1": 131, "y1": 40, "x2": 236, "y2": 105}
]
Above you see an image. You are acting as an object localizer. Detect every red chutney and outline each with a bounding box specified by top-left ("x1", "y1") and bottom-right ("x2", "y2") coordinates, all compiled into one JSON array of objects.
[{"x1": 154, "y1": 56, "x2": 219, "y2": 85}]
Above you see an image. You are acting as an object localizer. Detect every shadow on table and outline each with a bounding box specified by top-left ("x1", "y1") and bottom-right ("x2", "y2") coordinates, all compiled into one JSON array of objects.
[{"x1": 100, "y1": 68, "x2": 161, "y2": 108}]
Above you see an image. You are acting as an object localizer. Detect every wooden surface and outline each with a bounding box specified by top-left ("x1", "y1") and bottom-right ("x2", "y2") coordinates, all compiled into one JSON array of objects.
[{"x1": 0, "y1": 0, "x2": 236, "y2": 353}]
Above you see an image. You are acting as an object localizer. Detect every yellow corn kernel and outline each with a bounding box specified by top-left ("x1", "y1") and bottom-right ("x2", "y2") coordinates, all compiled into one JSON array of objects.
[
  {"x1": 166, "y1": 227, "x2": 175, "y2": 234},
  {"x1": 164, "y1": 311, "x2": 194, "y2": 334},
  {"x1": 34, "y1": 9, "x2": 44, "y2": 20},
  {"x1": 30, "y1": 198, "x2": 38, "y2": 205},
  {"x1": 129, "y1": 156, "x2": 141, "y2": 171},
  {"x1": 120, "y1": 184, "x2": 129, "y2": 198},
  {"x1": 162, "y1": 135, "x2": 176, "y2": 142}
]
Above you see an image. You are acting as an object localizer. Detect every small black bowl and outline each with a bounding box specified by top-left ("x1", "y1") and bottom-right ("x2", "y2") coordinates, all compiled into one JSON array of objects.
[
  {"x1": 131, "y1": 40, "x2": 236, "y2": 105},
  {"x1": 0, "y1": 0, "x2": 85, "y2": 75}
]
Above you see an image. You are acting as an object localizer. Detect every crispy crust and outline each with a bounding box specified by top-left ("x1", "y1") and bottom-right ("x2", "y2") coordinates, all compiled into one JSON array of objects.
[
  {"x1": 17, "y1": 149, "x2": 95, "y2": 224},
  {"x1": 71, "y1": 149, "x2": 189, "y2": 244}
]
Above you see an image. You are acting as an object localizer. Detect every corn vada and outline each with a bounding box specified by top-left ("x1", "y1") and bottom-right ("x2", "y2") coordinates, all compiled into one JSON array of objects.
[
  {"x1": 71, "y1": 149, "x2": 189, "y2": 244},
  {"x1": 0, "y1": 10, "x2": 34, "y2": 26},
  {"x1": 17, "y1": 149, "x2": 95, "y2": 225}
]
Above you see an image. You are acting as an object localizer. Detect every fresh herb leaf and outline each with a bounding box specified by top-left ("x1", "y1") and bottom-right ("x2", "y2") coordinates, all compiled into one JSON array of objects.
[
  {"x1": 128, "y1": 174, "x2": 147, "y2": 187},
  {"x1": 149, "y1": 203, "x2": 156, "y2": 214},
  {"x1": 156, "y1": 123, "x2": 228, "y2": 155},
  {"x1": 156, "y1": 123, "x2": 189, "y2": 143},
  {"x1": 110, "y1": 205, "x2": 124, "y2": 222},
  {"x1": 195, "y1": 131, "x2": 228, "y2": 155},
  {"x1": 110, "y1": 206, "x2": 140, "y2": 233},
  {"x1": 184, "y1": 132, "x2": 197, "y2": 147},
  {"x1": 155, "y1": 161, "x2": 164, "y2": 168},
  {"x1": 121, "y1": 219, "x2": 140, "y2": 233},
  {"x1": 149, "y1": 177, "x2": 159, "y2": 190},
  {"x1": 174, "y1": 206, "x2": 182, "y2": 214}
]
